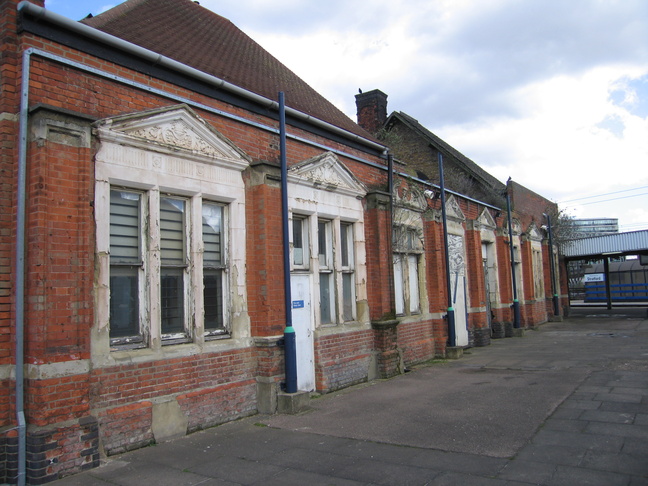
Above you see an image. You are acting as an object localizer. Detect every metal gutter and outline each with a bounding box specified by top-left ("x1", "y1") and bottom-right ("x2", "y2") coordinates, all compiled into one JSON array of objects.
[
  {"x1": 17, "y1": 1, "x2": 502, "y2": 212},
  {"x1": 16, "y1": 1, "x2": 386, "y2": 154},
  {"x1": 9, "y1": 4, "x2": 509, "y2": 484}
]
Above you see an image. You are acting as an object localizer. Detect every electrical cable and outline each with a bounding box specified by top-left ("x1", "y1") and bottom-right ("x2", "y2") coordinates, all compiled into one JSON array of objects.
[
  {"x1": 576, "y1": 192, "x2": 648, "y2": 206},
  {"x1": 559, "y1": 185, "x2": 648, "y2": 204}
]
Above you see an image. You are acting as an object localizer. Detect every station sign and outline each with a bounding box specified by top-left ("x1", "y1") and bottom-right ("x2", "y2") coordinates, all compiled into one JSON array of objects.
[{"x1": 584, "y1": 273, "x2": 605, "y2": 283}]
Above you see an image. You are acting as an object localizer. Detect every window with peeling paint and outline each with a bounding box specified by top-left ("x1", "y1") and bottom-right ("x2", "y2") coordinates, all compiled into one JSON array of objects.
[
  {"x1": 109, "y1": 190, "x2": 143, "y2": 344},
  {"x1": 108, "y1": 189, "x2": 229, "y2": 348},
  {"x1": 291, "y1": 215, "x2": 309, "y2": 269},
  {"x1": 393, "y1": 224, "x2": 423, "y2": 316}
]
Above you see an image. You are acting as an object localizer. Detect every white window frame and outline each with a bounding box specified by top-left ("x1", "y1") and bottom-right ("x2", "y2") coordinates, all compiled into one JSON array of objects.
[
  {"x1": 202, "y1": 201, "x2": 228, "y2": 337},
  {"x1": 93, "y1": 105, "x2": 250, "y2": 362},
  {"x1": 291, "y1": 214, "x2": 310, "y2": 270},
  {"x1": 108, "y1": 188, "x2": 232, "y2": 348},
  {"x1": 393, "y1": 224, "x2": 423, "y2": 316},
  {"x1": 291, "y1": 214, "x2": 359, "y2": 326},
  {"x1": 286, "y1": 152, "x2": 368, "y2": 329},
  {"x1": 318, "y1": 219, "x2": 335, "y2": 324},
  {"x1": 532, "y1": 245, "x2": 545, "y2": 299},
  {"x1": 108, "y1": 189, "x2": 146, "y2": 346},
  {"x1": 159, "y1": 194, "x2": 190, "y2": 342},
  {"x1": 339, "y1": 221, "x2": 356, "y2": 322}
]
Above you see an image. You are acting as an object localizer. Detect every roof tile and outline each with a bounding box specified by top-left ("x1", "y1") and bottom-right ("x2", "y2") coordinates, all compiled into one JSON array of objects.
[{"x1": 82, "y1": 0, "x2": 370, "y2": 139}]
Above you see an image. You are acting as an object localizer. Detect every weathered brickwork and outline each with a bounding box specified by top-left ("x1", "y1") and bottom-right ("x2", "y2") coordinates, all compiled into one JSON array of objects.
[
  {"x1": 1, "y1": 2, "x2": 565, "y2": 483},
  {"x1": 371, "y1": 320, "x2": 400, "y2": 378},
  {"x1": 314, "y1": 329, "x2": 374, "y2": 393},
  {"x1": 96, "y1": 401, "x2": 153, "y2": 456},
  {"x1": 397, "y1": 319, "x2": 436, "y2": 365},
  {"x1": 364, "y1": 191, "x2": 394, "y2": 321}
]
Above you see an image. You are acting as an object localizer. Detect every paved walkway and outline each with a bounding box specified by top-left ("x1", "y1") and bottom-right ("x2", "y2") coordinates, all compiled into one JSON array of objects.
[{"x1": 52, "y1": 308, "x2": 648, "y2": 485}]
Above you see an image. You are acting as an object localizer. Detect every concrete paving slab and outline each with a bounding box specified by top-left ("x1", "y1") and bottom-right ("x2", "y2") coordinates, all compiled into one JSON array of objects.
[
  {"x1": 531, "y1": 428, "x2": 625, "y2": 452},
  {"x1": 189, "y1": 455, "x2": 285, "y2": 484},
  {"x1": 49, "y1": 310, "x2": 648, "y2": 486},
  {"x1": 580, "y1": 449, "x2": 648, "y2": 477},
  {"x1": 261, "y1": 366, "x2": 586, "y2": 458},
  {"x1": 623, "y1": 436, "x2": 648, "y2": 456},
  {"x1": 263, "y1": 447, "x2": 360, "y2": 476},
  {"x1": 406, "y1": 449, "x2": 508, "y2": 477},
  {"x1": 543, "y1": 417, "x2": 588, "y2": 433},
  {"x1": 548, "y1": 464, "x2": 631, "y2": 486},
  {"x1": 264, "y1": 468, "x2": 366, "y2": 486},
  {"x1": 498, "y1": 459, "x2": 556, "y2": 484},
  {"x1": 90, "y1": 461, "x2": 214, "y2": 486},
  {"x1": 585, "y1": 421, "x2": 648, "y2": 439},
  {"x1": 512, "y1": 444, "x2": 586, "y2": 467},
  {"x1": 579, "y1": 409, "x2": 635, "y2": 424},
  {"x1": 427, "y1": 471, "x2": 523, "y2": 485},
  {"x1": 334, "y1": 457, "x2": 439, "y2": 486}
]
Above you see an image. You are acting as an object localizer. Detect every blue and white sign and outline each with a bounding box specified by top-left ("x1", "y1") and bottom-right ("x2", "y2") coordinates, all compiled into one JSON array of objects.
[
  {"x1": 292, "y1": 300, "x2": 304, "y2": 309},
  {"x1": 584, "y1": 273, "x2": 605, "y2": 283}
]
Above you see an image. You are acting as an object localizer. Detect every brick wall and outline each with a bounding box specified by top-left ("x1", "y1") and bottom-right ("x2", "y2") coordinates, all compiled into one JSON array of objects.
[
  {"x1": 365, "y1": 191, "x2": 394, "y2": 320},
  {"x1": 465, "y1": 228, "x2": 487, "y2": 313},
  {"x1": 314, "y1": 329, "x2": 373, "y2": 393},
  {"x1": 0, "y1": 7, "x2": 567, "y2": 483},
  {"x1": 397, "y1": 318, "x2": 436, "y2": 365},
  {"x1": 509, "y1": 181, "x2": 556, "y2": 229},
  {"x1": 245, "y1": 168, "x2": 286, "y2": 337}
]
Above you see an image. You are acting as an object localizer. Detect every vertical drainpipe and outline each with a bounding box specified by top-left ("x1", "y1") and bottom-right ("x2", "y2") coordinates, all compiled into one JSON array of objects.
[
  {"x1": 506, "y1": 192, "x2": 521, "y2": 329},
  {"x1": 544, "y1": 213, "x2": 560, "y2": 316},
  {"x1": 387, "y1": 153, "x2": 394, "y2": 311},
  {"x1": 279, "y1": 92, "x2": 297, "y2": 393},
  {"x1": 14, "y1": 47, "x2": 33, "y2": 486},
  {"x1": 438, "y1": 153, "x2": 456, "y2": 347}
]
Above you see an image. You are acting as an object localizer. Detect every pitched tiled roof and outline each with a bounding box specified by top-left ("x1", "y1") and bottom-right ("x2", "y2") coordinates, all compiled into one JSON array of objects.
[
  {"x1": 388, "y1": 111, "x2": 506, "y2": 193},
  {"x1": 81, "y1": 0, "x2": 370, "y2": 139}
]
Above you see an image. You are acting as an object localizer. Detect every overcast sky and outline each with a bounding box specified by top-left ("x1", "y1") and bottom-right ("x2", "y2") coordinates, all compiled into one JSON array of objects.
[{"x1": 47, "y1": 0, "x2": 648, "y2": 232}]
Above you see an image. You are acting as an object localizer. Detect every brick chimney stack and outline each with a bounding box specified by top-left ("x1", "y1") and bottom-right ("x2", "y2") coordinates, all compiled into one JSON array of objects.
[{"x1": 355, "y1": 89, "x2": 388, "y2": 136}]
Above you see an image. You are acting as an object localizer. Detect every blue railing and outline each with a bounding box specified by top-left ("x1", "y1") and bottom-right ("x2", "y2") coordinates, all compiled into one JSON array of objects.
[{"x1": 584, "y1": 283, "x2": 648, "y2": 302}]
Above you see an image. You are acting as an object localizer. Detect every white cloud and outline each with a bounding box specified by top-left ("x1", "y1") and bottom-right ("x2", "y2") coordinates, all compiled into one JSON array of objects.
[{"x1": 55, "y1": 0, "x2": 648, "y2": 231}]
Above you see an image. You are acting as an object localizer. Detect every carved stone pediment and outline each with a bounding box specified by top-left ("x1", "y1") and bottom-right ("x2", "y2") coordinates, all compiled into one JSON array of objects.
[
  {"x1": 94, "y1": 104, "x2": 249, "y2": 170},
  {"x1": 289, "y1": 152, "x2": 367, "y2": 197},
  {"x1": 393, "y1": 184, "x2": 427, "y2": 212},
  {"x1": 505, "y1": 218, "x2": 522, "y2": 236},
  {"x1": 477, "y1": 208, "x2": 497, "y2": 230},
  {"x1": 445, "y1": 195, "x2": 465, "y2": 222},
  {"x1": 525, "y1": 222, "x2": 544, "y2": 242}
]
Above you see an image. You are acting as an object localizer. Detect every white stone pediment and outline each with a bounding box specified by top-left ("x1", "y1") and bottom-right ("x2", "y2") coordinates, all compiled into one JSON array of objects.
[
  {"x1": 94, "y1": 104, "x2": 249, "y2": 171},
  {"x1": 288, "y1": 152, "x2": 367, "y2": 197},
  {"x1": 393, "y1": 185, "x2": 427, "y2": 212},
  {"x1": 526, "y1": 223, "x2": 544, "y2": 242},
  {"x1": 477, "y1": 208, "x2": 497, "y2": 230},
  {"x1": 446, "y1": 195, "x2": 466, "y2": 222},
  {"x1": 506, "y1": 218, "x2": 522, "y2": 236}
]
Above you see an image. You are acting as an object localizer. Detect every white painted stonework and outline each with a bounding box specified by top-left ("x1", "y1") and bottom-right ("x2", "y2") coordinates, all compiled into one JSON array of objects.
[{"x1": 92, "y1": 105, "x2": 251, "y2": 367}]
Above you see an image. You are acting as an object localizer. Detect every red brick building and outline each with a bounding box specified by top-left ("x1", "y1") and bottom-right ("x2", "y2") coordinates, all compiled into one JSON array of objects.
[{"x1": 1, "y1": 1, "x2": 563, "y2": 483}]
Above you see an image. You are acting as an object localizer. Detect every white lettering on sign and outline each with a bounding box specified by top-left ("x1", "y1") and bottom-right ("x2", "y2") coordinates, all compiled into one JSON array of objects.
[{"x1": 584, "y1": 273, "x2": 605, "y2": 283}]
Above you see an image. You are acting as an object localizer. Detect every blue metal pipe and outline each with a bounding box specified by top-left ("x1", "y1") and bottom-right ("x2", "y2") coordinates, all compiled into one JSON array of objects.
[
  {"x1": 279, "y1": 92, "x2": 297, "y2": 393},
  {"x1": 544, "y1": 213, "x2": 560, "y2": 316},
  {"x1": 438, "y1": 153, "x2": 456, "y2": 347},
  {"x1": 506, "y1": 192, "x2": 521, "y2": 328}
]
